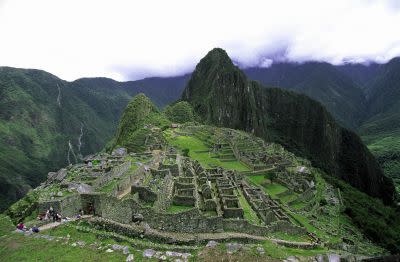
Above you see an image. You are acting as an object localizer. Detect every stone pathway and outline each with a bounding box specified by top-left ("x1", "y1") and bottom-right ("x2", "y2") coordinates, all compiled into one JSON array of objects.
[{"x1": 38, "y1": 215, "x2": 92, "y2": 231}]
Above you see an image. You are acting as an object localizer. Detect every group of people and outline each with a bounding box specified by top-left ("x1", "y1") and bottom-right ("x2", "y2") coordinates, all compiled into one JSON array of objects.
[
  {"x1": 37, "y1": 206, "x2": 62, "y2": 222},
  {"x1": 16, "y1": 207, "x2": 87, "y2": 235},
  {"x1": 16, "y1": 222, "x2": 39, "y2": 233}
]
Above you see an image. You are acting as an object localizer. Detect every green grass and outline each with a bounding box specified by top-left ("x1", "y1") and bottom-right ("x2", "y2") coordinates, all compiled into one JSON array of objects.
[
  {"x1": 246, "y1": 175, "x2": 288, "y2": 198},
  {"x1": 0, "y1": 214, "x2": 14, "y2": 237},
  {"x1": 247, "y1": 174, "x2": 267, "y2": 185},
  {"x1": 167, "y1": 204, "x2": 194, "y2": 213},
  {"x1": 99, "y1": 179, "x2": 118, "y2": 193},
  {"x1": 165, "y1": 132, "x2": 249, "y2": 172},
  {"x1": 290, "y1": 201, "x2": 306, "y2": 210},
  {"x1": 0, "y1": 233, "x2": 127, "y2": 262},
  {"x1": 270, "y1": 231, "x2": 310, "y2": 242},
  {"x1": 237, "y1": 191, "x2": 261, "y2": 225},
  {"x1": 263, "y1": 183, "x2": 288, "y2": 197},
  {"x1": 262, "y1": 239, "x2": 327, "y2": 259}
]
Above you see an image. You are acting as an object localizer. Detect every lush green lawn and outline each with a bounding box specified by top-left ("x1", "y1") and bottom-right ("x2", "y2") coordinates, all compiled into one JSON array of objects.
[
  {"x1": 262, "y1": 239, "x2": 327, "y2": 259},
  {"x1": 247, "y1": 174, "x2": 267, "y2": 185},
  {"x1": 263, "y1": 183, "x2": 288, "y2": 197},
  {"x1": 166, "y1": 132, "x2": 249, "y2": 171},
  {"x1": 237, "y1": 191, "x2": 261, "y2": 225},
  {"x1": 0, "y1": 234, "x2": 127, "y2": 262},
  {"x1": 167, "y1": 204, "x2": 194, "y2": 213},
  {"x1": 0, "y1": 214, "x2": 14, "y2": 237}
]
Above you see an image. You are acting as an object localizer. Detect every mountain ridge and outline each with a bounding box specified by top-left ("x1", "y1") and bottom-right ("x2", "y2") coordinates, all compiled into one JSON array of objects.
[
  {"x1": 0, "y1": 67, "x2": 189, "y2": 210},
  {"x1": 182, "y1": 48, "x2": 395, "y2": 204}
]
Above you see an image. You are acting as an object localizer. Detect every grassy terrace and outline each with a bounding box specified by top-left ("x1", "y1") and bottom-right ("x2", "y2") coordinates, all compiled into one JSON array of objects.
[
  {"x1": 245, "y1": 174, "x2": 325, "y2": 237},
  {"x1": 237, "y1": 191, "x2": 261, "y2": 225},
  {"x1": 167, "y1": 204, "x2": 194, "y2": 213},
  {"x1": 246, "y1": 174, "x2": 288, "y2": 198},
  {"x1": 164, "y1": 129, "x2": 250, "y2": 172}
]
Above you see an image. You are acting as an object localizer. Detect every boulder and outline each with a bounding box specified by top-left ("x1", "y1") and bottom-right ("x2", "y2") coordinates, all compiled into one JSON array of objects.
[
  {"x1": 123, "y1": 246, "x2": 130, "y2": 255},
  {"x1": 143, "y1": 249, "x2": 155, "y2": 258},
  {"x1": 126, "y1": 254, "x2": 134, "y2": 262},
  {"x1": 76, "y1": 183, "x2": 93, "y2": 194},
  {"x1": 256, "y1": 246, "x2": 265, "y2": 255},
  {"x1": 47, "y1": 172, "x2": 57, "y2": 180},
  {"x1": 112, "y1": 148, "x2": 127, "y2": 157},
  {"x1": 206, "y1": 240, "x2": 218, "y2": 248},
  {"x1": 55, "y1": 169, "x2": 68, "y2": 181},
  {"x1": 225, "y1": 243, "x2": 242, "y2": 254}
]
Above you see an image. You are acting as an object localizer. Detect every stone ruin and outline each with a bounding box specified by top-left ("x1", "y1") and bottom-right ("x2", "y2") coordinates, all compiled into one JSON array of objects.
[{"x1": 34, "y1": 132, "x2": 309, "y2": 241}]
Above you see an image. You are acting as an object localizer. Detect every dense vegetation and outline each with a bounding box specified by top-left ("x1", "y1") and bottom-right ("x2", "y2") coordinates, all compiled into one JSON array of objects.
[
  {"x1": 164, "y1": 101, "x2": 198, "y2": 123},
  {"x1": 357, "y1": 58, "x2": 400, "y2": 193},
  {"x1": 324, "y1": 175, "x2": 400, "y2": 253},
  {"x1": 0, "y1": 67, "x2": 188, "y2": 211},
  {"x1": 245, "y1": 63, "x2": 367, "y2": 129},
  {"x1": 113, "y1": 93, "x2": 170, "y2": 152},
  {"x1": 244, "y1": 60, "x2": 400, "y2": 194}
]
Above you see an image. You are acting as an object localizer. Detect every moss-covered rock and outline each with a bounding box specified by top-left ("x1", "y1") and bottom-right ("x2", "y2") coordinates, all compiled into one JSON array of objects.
[
  {"x1": 164, "y1": 101, "x2": 198, "y2": 124},
  {"x1": 113, "y1": 93, "x2": 170, "y2": 152}
]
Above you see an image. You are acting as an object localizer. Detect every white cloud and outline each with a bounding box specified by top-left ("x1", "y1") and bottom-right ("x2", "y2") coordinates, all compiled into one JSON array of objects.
[
  {"x1": 260, "y1": 58, "x2": 273, "y2": 68},
  {"x1": 0, "y1": 0, "x2": 399, "y2": 81}
]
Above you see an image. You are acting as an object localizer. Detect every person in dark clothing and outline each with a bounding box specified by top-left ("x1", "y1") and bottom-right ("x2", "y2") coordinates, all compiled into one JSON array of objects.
[{"x1": 31, "y1": 226, "x2": 39, "y2": 233}]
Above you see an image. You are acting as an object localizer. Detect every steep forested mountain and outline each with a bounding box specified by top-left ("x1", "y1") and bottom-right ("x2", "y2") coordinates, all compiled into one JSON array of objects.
[
  {"x1": 244, "y1": 63, "x2": 368, "y2": 129},
  {"x1": 183, "y1": 48, "x2": 395, "y2": 204},
  {"x1": 244, "y1": 60, "x2": 400, "y2": 193},
  {"x1": 358, "y1": 58, "x2": 400, "y2": 191},
  {"x1": 336, "y1": 62, "x2": 382, "y2": 88},
  {"x1": 0, "y1": 67, "x2": 188, "y2": 210}
]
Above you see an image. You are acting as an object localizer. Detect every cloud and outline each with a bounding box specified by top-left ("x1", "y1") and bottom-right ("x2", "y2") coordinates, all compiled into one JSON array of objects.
[
  {"x1": 0, "y1": 0, "x2": 399, "y2": 81},
  {"x1": 260, "y1": 58, "x2": 273, "y2": 68}
]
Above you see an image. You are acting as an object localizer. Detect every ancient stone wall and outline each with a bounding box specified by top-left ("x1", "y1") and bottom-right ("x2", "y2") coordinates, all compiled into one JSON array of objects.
[
  {"x1": 38, "y1": 194, "x2": 82, "y2": 217},
  {"x1": 100, "y1": 195, "x2": 133, "y2": 223},
  {"x1": 131, "y1": 185, "x2": 157, "y2": 203}
]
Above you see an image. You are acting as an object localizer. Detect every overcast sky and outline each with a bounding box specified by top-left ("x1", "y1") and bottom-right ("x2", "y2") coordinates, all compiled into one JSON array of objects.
[{"x1": 0, "y1": 0, "x2": 399, "y2": 81}]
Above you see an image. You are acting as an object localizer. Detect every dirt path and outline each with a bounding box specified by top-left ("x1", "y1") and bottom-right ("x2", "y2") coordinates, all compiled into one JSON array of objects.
[{"x1": 38, "y1": 215, "x2": 92, "y2": 231}]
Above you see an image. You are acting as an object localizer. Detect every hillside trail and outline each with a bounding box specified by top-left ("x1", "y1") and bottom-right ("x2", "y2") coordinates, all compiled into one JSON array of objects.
[{"x1": 38, "y1": 215, "x2": 92, "y2": 231}]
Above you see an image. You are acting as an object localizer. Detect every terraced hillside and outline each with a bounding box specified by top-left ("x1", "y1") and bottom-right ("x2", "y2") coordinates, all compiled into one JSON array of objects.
[{"x1": 3, "y1": 122, "x2": 392, "y2": 260}]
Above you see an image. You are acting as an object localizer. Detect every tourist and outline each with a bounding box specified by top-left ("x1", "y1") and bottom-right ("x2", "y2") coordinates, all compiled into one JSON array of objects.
[
  {"x1": 45, "y1": 209, "x2": 50, "y2": 220},
  {"x1": 16, "y1": 222, "x2": 25, "y2": 231},
  {"x1": 49, "y1": 206, "x2": 56, "y2": 222},
  {"x1": 31, "y1": 226, "x2": 39, "y2": 233}
]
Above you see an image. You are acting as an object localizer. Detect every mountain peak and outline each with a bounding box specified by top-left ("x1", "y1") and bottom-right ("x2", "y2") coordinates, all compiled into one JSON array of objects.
[
  {"x1": 202, "y1": 48, "x2": 232, "y2": 63},
  {"x1": 114, "y1": 93, "x2": 159, "y2": 147},
  {"x1": 194, "y1": 48, "x2": 235, "y2": 73},
  {"x1": 182, "y1": 48, "x2": 395, "y2": 204}
]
